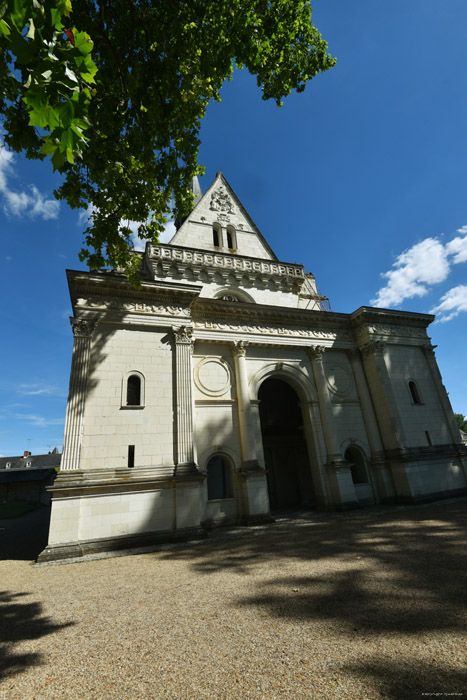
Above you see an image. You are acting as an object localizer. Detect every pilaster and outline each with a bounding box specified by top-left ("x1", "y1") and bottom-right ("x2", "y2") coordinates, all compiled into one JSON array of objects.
[
  {"x1": 346, "y1": 348, "x2": 395, "y2": 502},
  {"x1": 359, "y1": 340, "x2": 407, "y2": 450},
  {"x1": 421, "y1": 345, "x2": 461, "y2": 446},
  {"x1": 308, "y1": 346, "x2": 359, "y2": 510},
  {"x1": 174, "y1": 325, "x2": 197, "y2": 472},
  {"x1": 232, "y1": 341, "x2": 260, "y2": 471},
  {"x1": 61, "y1": 318, "x2": 97, "y2": 471}
]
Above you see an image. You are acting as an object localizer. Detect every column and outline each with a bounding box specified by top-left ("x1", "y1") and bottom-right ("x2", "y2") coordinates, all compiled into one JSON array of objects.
[
  {"x1": 174, "y1": 326, "x2": 196, "y2": 469},
  {"x1": 421, "y1": 344, "x2": 462, "y2": 446},
  {"x1": 61, "y1": 317, "x2": 97, "y2": 471},
  {"x1": 232, "y1": 342, "x2": 270, "y2": 524},
  {"x1": 307, "y1": 346, "x2": 342, "y2": 462},
  {"x1": 347, "y1": 348, "x2": 395, "y2": 502},
  {"x1": 308, "y1": 345, "x2": 359, "y2": 509},
  {"x1": 232, "y1": 341, "x2": 259, "y2": 470},
  {"x1": 360, "y1": 340, "x2": 407, "y2": 450},
  {"x1": 360, "y1": 340, "x2": 413, "y2": 499}
]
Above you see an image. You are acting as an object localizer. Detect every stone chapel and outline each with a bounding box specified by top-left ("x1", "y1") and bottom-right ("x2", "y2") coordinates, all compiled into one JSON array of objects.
[{"x1": 39, "y1": 172, "x2": 467, "y2": 562}]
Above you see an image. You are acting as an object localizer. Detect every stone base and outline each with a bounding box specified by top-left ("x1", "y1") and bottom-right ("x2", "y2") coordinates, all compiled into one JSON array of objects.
[
  {"x1": 395, "y1": 486, "x2": 467, "y2": 506},
  {"x1": 238, "y1": 513, "x2": 276, "y2": 526},
  {"x1": 37, "y1": 526, "x2": 207, "y2": 563}
]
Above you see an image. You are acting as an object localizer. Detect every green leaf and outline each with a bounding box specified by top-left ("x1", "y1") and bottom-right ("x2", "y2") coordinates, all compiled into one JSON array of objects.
[
  {"x1": 0, "y1": 18, "x2": 11, "y2": 37},
  {"x1": 25, "y1": 17, "x2": 35, "y2": 39}
]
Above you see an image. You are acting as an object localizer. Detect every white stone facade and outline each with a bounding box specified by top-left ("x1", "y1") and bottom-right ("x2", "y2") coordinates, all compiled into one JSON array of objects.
[{"x1": 39, "y1": 173, "x2": 467, "y2": 562}]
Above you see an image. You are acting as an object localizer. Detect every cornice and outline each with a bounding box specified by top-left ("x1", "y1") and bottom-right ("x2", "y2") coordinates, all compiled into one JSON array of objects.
[
  {"x1": 192, "y1": 297, "x2": 350, "y2": 329},
  {"x1": 67, "y1": 269, "x2": 202, "y2": 311},
  {"x1": 350, "y1": 306, "x2": 434, "y2": 329}
]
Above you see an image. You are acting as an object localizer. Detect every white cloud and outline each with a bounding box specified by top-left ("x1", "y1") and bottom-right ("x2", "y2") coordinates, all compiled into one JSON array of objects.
[
  {"x1": 17, "y1": 383, "x2": 63, "y2": 397},
  {"x1": 445, "y1": 226, "x2": 467, "y2": 265},
  {"x1": 14, "y1": 413, "x2": 65, "y2": 428},
  {"x1": 371, "y1": 225, "x2": 467, "y2": 313},
  {"x1": 371, "y1": 237, "x2": 450, "y2": 308},
  {"x1": 0, "y1": 141, "x2": 59, "y2": 220},
  {"x1": 430, "y1": 285, "x2": 467, "y2": 322}
]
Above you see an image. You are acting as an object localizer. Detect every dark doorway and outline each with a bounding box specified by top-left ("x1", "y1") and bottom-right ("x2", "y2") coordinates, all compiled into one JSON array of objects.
[{"x1": 258, "y1": 377, "x2": 314, "y2": 510}]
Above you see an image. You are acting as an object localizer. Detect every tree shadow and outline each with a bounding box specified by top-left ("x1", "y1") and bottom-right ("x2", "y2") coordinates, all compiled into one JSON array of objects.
[
  {"x1": 0, "y1": 590, "x2": 74, "y2": 683},
  {"x1": 158, "y1": 500, "x2": 467, "y2": 699}
]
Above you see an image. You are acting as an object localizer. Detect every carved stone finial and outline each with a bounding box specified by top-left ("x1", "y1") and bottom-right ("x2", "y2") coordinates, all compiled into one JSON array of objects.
[
  {"x1": 70, "y1": 317, "x2": 98, "y2": 338},
  {"x1": 174, "y1": 325, "x2": 194, "y2": 344},
  {"x1": 210, "y1": 186, "x2": 234, "y2": 214}
]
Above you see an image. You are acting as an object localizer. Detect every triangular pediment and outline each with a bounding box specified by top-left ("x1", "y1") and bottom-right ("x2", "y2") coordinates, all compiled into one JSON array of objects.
[{"x1": 168, "y1": 172, "x2": 278, "y2": 261}]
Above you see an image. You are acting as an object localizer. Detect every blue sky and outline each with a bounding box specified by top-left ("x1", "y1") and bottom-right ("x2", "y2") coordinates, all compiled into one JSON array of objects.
[{"x1": 1, "y1": 0, "x2": 467, "y2": 457}]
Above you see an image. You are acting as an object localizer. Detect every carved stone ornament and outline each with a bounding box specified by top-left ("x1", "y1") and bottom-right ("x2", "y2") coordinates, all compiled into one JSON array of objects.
[
  {"x1": 195, "y1": 320, "x2": 348, "y2": 341},
  {"x1": 326, "y1": 364, "x2": 353, "y2": 397},
  {"x1": 194, "y1": 358, "x2": 232, "y2": 397},
  {"x1": 421, "y1": 344, "x2": 437, "y2": 359},
  {"x1": 308, "y1": 345, "x2": 326, "y2": 362},
  {"x1": 210, "y1": 187, "x2": 234, "y2": 214},
  {"x1": 174, "y1": 325, "x2": 194, "y2": 344},
  {"x1": 232, "y1": 340, "x2": 248, "y2": 357},
  {"x1": 70, "y1": 317, "x2": 98, "y2": 337},
  {"x1": 360, "y1": 340, "x2": 385, "y2": 358}
]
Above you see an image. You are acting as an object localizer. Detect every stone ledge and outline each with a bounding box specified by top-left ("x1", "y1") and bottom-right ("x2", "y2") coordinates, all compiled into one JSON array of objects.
[{"x1": 37, "y1": 526, "x2": 208, "y2": 564}]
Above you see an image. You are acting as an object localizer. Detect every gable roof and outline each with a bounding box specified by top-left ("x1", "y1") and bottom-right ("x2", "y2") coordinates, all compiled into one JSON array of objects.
[{"x1": 169, "y1": 172, "x2": 278, "y2": 261}]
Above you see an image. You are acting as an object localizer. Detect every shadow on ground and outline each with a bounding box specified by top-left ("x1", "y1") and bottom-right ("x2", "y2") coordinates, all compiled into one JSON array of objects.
[
  {"x1": 159, "y1": 501, "x2": 467, "y2": 699},
  {"x1": 0, "y1": 590, "x2": 74, "y2": 684},
  {"x1": 0, "y1": 505, "x2": 51, "y2": 561}
]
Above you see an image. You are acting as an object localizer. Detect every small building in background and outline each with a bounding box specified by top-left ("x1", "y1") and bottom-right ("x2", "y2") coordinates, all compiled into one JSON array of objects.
[{"x1": 0, "y1": 449, "x2": 61, "y2": 505}]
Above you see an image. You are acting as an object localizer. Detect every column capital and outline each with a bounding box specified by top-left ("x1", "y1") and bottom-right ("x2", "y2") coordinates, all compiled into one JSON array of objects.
[
  {"x1": 232, "y1": 340, "x2": 248, "y2": 357},
  {"x1": 307, "y1": 345, "x2": 326, "y2": 362},
  {"x1": 70, "y1": 317, "x2": 98, "y2": 338},
  {"x1": 174, "y1": 325, "x2": 194, "y2": 346},
  {"x1": 360, "y1": 340, "x2": 385, "y2": 359},
  {"x1": 421, "y1": 343, "x2": 437, "y2": 359}
]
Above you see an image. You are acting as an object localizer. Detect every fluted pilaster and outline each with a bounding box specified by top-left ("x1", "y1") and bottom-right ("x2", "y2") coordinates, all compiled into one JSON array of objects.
[
  {"x1": 307, "y1": 345, "x2": 341, "y2": 462},
  {"x1": 174, "y1": 326, "x2": 196, "y2": 467},
  {"x1": 232, "y1": 341, "x2": 259, "y2": 470},
  {"x1": 61, "y1": 318, "x2": 97, "y2": 471}
]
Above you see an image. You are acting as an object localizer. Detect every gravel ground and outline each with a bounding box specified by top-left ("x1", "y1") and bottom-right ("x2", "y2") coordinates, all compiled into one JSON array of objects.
[{"x1": 1, "y1": 500, "x2": 466, "y2": 700}]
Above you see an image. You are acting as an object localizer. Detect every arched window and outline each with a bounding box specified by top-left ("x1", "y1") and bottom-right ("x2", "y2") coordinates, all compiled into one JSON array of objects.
[
  {"x1": 408, "y1": 380, "x2": 421, "y2": 405},
  {"x1": 122, "y1": 371, "x2": 145, "y2": 408},
  {"x1": 226, "y1": 225, "x2": 237, "y2": 250},
  {"x1": 345, "y1": 446, "x2": 368, "y2": 484},
  {"x1": 206, "y1": 455, "x2": 231, "y2": 500},
  {"x1": 212, "y1": 223, "x2": 221, "y2": 247},
  {"x1": 127, "y1": 375, "x2": 141, "y2": 406}
]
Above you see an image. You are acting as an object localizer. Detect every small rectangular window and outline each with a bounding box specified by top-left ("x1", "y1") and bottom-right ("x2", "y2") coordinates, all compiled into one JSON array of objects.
[{"x1": 128, "y1": 445, "x2": 135, "y2": 468}]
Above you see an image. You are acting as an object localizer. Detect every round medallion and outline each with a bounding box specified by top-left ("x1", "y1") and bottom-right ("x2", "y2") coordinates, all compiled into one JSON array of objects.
[
  {"x1": 326, "y1": 364, "x2": 352, "y2": 397},
  {"x1": 195, "y1": 358, "x2": 231, "y2": 397}
]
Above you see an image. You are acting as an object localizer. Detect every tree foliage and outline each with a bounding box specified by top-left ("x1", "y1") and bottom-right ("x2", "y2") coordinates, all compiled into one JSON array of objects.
[
  {"x1": 1, "y1": 0, "x2": 335, "y2": 280},
  {"x1": 454, "y1": 413, "x2": 467, "y2": 433}
]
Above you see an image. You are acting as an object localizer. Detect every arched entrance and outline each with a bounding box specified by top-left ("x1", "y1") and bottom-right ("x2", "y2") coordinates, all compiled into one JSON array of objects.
[{"x1": 258, "y1": 377, "x2": 314, "y2": 510}]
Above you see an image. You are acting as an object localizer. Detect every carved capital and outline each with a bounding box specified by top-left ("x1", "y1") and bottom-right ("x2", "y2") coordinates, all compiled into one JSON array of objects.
[
  {"x1": 174, "y1": 325, "x2": 194, "y2": 345},
  {"x1": 232, "y1": 340, "x2": 248, "y2": 357},
  {"x1": 421, "y1": 344, "x2": 437, "y2": 359},
  {"x1": 360, "y1": 340, "x2": 385, "y2": 359},
  {"x1": 70, "y1": 317, "x2": 98, "y2": 338},
  {"x1": 308, "y1": 345, "x2": 326, "y2": 362}
]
